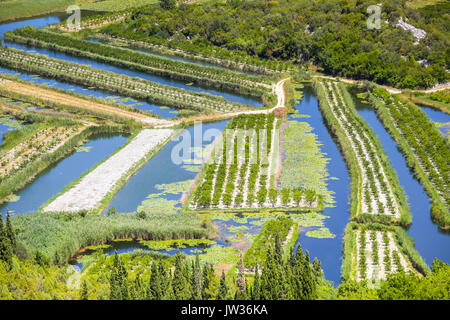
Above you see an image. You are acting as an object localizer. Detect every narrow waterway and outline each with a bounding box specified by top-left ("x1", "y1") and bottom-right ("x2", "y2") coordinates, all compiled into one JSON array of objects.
[
  {"x1": 103, "y1": 120, "x2": 229, "y2": 214},
  {"x1": 352, "y1": 92, "x2": 450, "y2": 266},
  {"x1": 0, "y1": 133, "x2": 129, "y2": 216},
  {"x1": 291, "y1": 86, "x2": 351, "y2": 286},
  {"x1": 0, "y1": 115, "x2": 21, "y2": 145},
  {"x1": 419, "y1": 104, "x2": 450, "y2": 137}
]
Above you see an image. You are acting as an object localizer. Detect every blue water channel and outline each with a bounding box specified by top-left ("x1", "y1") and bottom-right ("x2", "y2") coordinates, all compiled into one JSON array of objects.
[
  {"x1": 103, "y1": 120, "x2": 228, "y2": 214},
  {"x1": 0, "y1": 115, "x2": 21, "y2": 145},
  {"x1": 352, "y1": 92, "x2": 450, "y2": 266},
  {"x1": 0, "y1": 133, "x2": 129, "y2": 216},
  {"x1": 419, "y1": 104, "x2": 450, "y2": 137},
  {"x1": 291, "y1": 86, "x2": 351, "y2": 286}
]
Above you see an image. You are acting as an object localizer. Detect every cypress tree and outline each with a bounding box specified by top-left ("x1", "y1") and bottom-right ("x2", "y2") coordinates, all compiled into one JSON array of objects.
[
  {"x1": 217, "y1": 270, "x2": 228, "y2": 300},
  {"x1": 80, "y1": 281, "x2": 88, "y2": 300},
  {"x1": 109, "y1": 252, "x2": 121, "y2": 300},
  {"x1": 251, "y1": 265, "x2": 260, "y2": 300},
  {"x1": 166, "y1": 270, "x2": 176, "y2": 300},
  {"x1": 260, "y1": 245, "x2": 281, "y2": 299},
  {"x1": 274, "y1": 234, "x2": 283, "y2": 264},
  {"x1": 172, "y1": 252, "x2": 190, "y2": 299},
  {"x1": 158, "y1": 260, "x2": 170, "y2": 297},
  {"x1": 301, "y1": 250, "x2": 317, "y2": 300},
  {"x1": 109, "y1": 251, "x2": 129, "y2": 300},
  {"x1": 312, "y1": 257, "x2": 323, "y2": 280},
  {"x1": 5, "y1": 211, "x2": 16, "y2": 252},
  {"x1": 202, "y1": 264, "x2": 212, "y2": 299},
  {"x1": 147, "y1": 261, "x2": 163, "y2": 300},
  {"x1": 0, "y1": 214, "x2": 12, "y2": 268},
  {"x1": 236, "y1": 253, "x2": 247, "y2": 299},
  {"x1": 191, "y1": 254, "x2": 202, "y2": 300}
]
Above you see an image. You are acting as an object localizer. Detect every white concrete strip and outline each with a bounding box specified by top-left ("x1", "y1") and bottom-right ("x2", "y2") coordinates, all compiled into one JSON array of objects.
[{"x1": 43, "y1": 129, "x2": 173, "y2": 212}]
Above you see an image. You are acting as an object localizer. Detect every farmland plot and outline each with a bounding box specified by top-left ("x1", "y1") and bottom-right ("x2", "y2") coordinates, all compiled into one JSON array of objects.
[
  {"x1": 188, "y1": 114, "x2": 321, "y2": 211},
  {"x1": 0, "y1": 47, "x2": 249, "y2": 114},
  {"x1": 371, "y1": 89, "x2": 449, "y2": 228},
  {"x1": 0, "y1": 125, "x2": 83, "y2": 185},
  {"x1": 317, "y1": 80, "x2": 403, "y2": 219},
  {"x1": 6, "y1": 27, "x2": 271, "y2": 95},
  {"x1": 355, "y1": 228, "x2": 420, "y2": 282},
  {"x1": 43, "y1": 129, "x2": 173, "y2": 213}
]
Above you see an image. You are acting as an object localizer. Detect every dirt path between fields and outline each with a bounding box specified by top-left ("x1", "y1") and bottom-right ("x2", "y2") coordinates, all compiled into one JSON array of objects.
[{"x1": 0, "y1": 80, "x2": 172, "y2": 126}]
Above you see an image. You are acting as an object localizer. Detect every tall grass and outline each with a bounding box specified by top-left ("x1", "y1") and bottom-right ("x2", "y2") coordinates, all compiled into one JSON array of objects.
[{"x1": 11, "y1": 211, "x2": 216, "y2": 262}]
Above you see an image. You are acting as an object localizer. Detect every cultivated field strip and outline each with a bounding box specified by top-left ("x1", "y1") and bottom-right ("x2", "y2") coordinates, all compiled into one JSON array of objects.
[
  {"x1": 375, "y1": 92, "x2": 449, "y2": 209},
  {"x1": 189, "y1": 114, "x2": 319, "y2": 210},
  {"x1": 6, "y1": 27, "x2": 271, "y2": 94},
  {"x1": 42, "y1": 129, "x2": 173, "y2": 213},
  {"x1": 0, "y1": 47, "x2": 249, "y2": 113},
  {"x1": 0, "y1": 79, "x2": 171, "y2": 126},
  {"x1": 93, "y1": 34, "x2": 282, "y2": 76},
  {"x1": 0, "y1": 125, "x2": 82, "y2": 181},
  {"x1": 319, "y1": 81, "x2": 400, "y2": 217},
  {"x1": 49, "y1": 12, "x2": 130, "y2": 32},
  {"x1": 356, "y1": 229, "x2": 412, "y2": 282}
]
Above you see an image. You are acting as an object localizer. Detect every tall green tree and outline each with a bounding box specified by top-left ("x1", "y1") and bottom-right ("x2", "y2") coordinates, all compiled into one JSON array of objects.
[
  {"x1": 191, "y1": 253, "x2": 202, "y2": 300},
  {"x1": 172, "y1": 252, "x2": 191, "y2": 299},
  {"x1": 147, "y1": 261, "x2": 163, "y2": 300},
  {"x1": 80, "y1": 281, "x2": 88, "y2": 300},
  {"x1": 0, "y1": 214, "x2": 12, "y2": 268},
  {"x1": 236, "y1": 254, "x2": 247, "y2": 299},
  {"x1": 160, "y1": 0, "x2": 176, "y2": 10},
  {"x1": 217, "y1": 270, "x2": 228, "y2": 300},
  {"x1": 5, "y1": 211, "x2": 15, "y2": 252}
]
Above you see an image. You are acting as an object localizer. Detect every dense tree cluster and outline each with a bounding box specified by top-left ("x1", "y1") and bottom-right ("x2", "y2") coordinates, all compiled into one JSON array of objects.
[
  {"x1": 105, "y1": 236, "x2": 321, "y2": 300},
  {"x1": 102, "y1": 0, "x2": 449, "y2": 89}
]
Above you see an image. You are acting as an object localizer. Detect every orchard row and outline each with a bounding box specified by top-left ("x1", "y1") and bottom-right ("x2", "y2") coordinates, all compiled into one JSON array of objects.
[
  {"x1": 0, "y1": 47, "x2": 248, "y2": 114},
  {"x1": 189, "y1": 114, "x2": 320, "y2": 210}
]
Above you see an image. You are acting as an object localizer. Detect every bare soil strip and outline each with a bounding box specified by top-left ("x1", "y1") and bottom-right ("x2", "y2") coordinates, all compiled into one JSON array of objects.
[
  {"x1": 42, "y1": 129, "x2": 173, "y2": 212},
  {"x1": 0, "y1": 79, "x2": 171, "y2": 126}
]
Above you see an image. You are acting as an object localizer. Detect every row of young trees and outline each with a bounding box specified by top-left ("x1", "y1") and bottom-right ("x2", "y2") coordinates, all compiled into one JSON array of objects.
[
  {"x1": 191, "y1": 113, "x2": 320, "y2": 209},
  {"x1": 374, "y1": 89, "x2": 449, "y2": 207},
  {"x1": 0, "y1": 125, "x2": 80, "y2": 182},
  {"x1": 321, "y1": 81, "x2": 401, "y2": 218},
  {"x1": 357, "y1": 229, "x2": 405, "y2": 281},
  {"x1": 371, "y1": 88, "x2": 449, "y2": 228},
  {"x1": 0, "y1": 47, "x2": 247, "y2": 113},
  {"x1": 94, "y1": 33, "x2": 283, "y2": 76},
  {"x1": 101, "y1": 235, "x2": 321, "y2": 300},
  {"x1": 6, "y1": 27, "x2": 269, "y2": 96}
]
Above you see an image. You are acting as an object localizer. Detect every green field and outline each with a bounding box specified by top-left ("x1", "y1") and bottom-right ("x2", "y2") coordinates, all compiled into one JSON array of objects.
[
  {"x1": 0, "y1": 0, "x2": 73, "y2": 22},
  {"x1": 75, "y1": 0, "x2": 157, "y2": 11}
]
